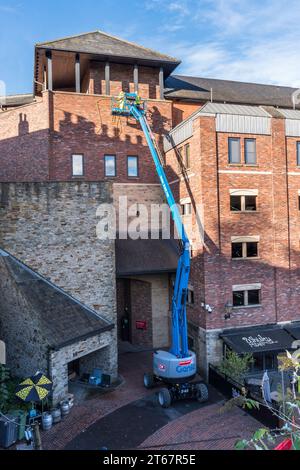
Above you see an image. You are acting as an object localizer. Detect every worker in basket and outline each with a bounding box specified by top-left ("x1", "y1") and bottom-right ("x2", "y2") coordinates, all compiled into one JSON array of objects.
[{"x1": 116, "y1": 91, "x2": 126, "y2": 111}]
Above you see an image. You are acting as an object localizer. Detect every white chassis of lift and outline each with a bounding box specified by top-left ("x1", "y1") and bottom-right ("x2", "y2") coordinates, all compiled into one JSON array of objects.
[{"x1": 144, "y1": 350, "x2": 209, "y2": 408}]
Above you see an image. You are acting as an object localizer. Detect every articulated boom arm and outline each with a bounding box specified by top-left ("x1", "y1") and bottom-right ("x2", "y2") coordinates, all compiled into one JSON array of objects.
[{"x1": 115, "y1": 95, "x2": 190, "y2": 358}]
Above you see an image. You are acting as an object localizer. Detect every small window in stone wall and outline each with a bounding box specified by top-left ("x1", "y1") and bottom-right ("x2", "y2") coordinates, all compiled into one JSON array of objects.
[{"x1": 72, "y1": 154, "x2": 84, "y2": 177}]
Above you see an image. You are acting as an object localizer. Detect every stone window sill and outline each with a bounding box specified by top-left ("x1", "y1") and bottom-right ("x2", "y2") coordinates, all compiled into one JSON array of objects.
[
  {"x1": 228, "y1": 164, "x2": 259, "y2": 168},
  {"x1": 232, "y1": 257, "x2": 261, "y2": 261},
  {"x1": 230, "y1": 211, "x2": 259, "y2": 214},
  {"x1": 233, "y1": 304, "x2": 262, "y2": 310}
]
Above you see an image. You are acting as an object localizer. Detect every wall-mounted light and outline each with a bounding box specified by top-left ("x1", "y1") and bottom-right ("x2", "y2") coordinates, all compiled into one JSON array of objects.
[
  {"x1": 224, "y1": 301, "x2": 233, "y2": 320},
  {"x1": 201, "y1": 302, "x2": 213, "y2": 314}
]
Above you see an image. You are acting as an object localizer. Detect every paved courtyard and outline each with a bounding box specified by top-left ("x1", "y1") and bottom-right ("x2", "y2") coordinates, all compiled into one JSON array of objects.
[{"x1": 42, "y1": 345, "x2": 261, "y2": 450}]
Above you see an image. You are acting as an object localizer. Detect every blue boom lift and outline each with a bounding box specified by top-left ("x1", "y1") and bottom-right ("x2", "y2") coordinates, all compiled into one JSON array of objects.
[{"x1": 112, "y1": 93, "x2": 209, "y2": 408}]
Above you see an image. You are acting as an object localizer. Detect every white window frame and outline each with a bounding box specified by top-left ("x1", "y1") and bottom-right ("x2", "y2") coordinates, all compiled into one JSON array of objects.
[
  {"x1": 72, "y1": 154, "x2": 84, "y2": 177},
  {"x1": 104, "y1": 155, "x2": 116, "y2": 177}
]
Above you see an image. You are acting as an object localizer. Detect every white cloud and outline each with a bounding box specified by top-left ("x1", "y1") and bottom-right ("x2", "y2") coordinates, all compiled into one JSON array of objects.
[
  {"x1": 173, "y1": 37, "x2": 300, "y2": 88},
  {"x1": 140, "y1": 0, "x2": 300, "y2": 87}
]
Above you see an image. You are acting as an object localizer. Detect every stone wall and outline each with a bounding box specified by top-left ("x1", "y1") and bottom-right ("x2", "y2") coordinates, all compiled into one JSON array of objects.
[
  {"x1": 0, "y1": 182, "x2": 116, "y2": 322},
  {"x1": 113, "y1": 183, "x2": 166, "y2": 234},
  {"x1": 0, "y1": 256, "x2": 49, "y2": 377},
  {"x1": 49, "y1": 330, "x2": 116, "y2": 404}
]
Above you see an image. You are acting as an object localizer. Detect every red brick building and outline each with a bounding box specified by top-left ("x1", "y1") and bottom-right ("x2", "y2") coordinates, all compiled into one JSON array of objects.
[{"x1": 1, "y1": 31, "x2": 300, "y2": 377}]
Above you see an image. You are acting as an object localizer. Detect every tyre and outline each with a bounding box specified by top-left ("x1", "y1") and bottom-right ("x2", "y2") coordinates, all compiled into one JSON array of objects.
[
  {"x1": 196, "y1": 383, "x2": 209, "y2": 403},
  {"x1": 144, "y1": 373, "x2": 154, "y2": 389},
  {"x1": 158, "y1": 388, "x2": 172, "y2": 408}
]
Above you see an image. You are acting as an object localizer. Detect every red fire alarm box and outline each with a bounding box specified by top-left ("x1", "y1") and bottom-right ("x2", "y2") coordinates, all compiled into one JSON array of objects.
[{"x1": 136, "y1": 321, "x2": 147, "y2": 330}]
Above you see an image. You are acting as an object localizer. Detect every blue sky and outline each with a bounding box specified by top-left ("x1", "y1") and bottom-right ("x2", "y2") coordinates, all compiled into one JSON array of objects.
[{"x1": 1, "y1": 0, "x2": 300, "y2": 95}]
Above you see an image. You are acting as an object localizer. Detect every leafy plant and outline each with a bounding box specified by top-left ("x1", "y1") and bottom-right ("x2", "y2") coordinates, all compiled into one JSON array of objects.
[
  {"x1": 217, "y1": 350, "x2": 254, "y2": 382},
  {"x1": 0, "y1": 364, "x2": 10, "y2": 412},
  {"x1": 229, "y1": 349, "x2": 300, "y2": 450}
]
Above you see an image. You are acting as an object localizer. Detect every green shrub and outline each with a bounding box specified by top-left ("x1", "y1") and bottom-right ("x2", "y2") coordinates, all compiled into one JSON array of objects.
[{"x1": 217, "y1": 350, "x2": 254, "y2": 382}]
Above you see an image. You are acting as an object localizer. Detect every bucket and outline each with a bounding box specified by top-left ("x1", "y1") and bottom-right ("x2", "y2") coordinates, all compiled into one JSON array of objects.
[
  {"x1": 51, "y1": 408, "x2": 62, "y2": 424},
  {"x1": 42, "y1": 412, "x2": 53, "y2": 431},
  {"x1": 60, "y1": 401, "x2": 70, "y2": 417}
]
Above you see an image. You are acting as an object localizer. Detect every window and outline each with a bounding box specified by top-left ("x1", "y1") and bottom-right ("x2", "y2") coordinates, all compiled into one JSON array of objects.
[
  {"x1": 230, "y1": 195, "x2": 257, "y2": 212},
  {"x1": 297, "y1": 142, "x2": 300, "y2": 166},
  {"x1": 72, "y1": 154, "x2": 84, "y2": 177},
  {"x1": 181, "y1": 202, "x2": 192, "y2": 216},
  {"x1": 233, "y1": 290, "x2": 245, "y2": 307},
  {"x1": 184, "y1": 144, "x2": 190, "y2": 169},
  {"x1": 230, "y1": 195, "x2": 242, "y2": 211},
  {"x1": 232, "y1": 242, "x2": 243, "y2": 258},
  {"x1": 231, "y1": 239, "x2": 259, "y2": 259},
  {"x1": 127, "y1": 156, "x2": 138, "y2": 177},
  {"x1": 245, "y1": 139, "x2": 257, "y2": 165},
  {"x1": 104, "y1": 155, "x2": 116, "y2": 177},
  {"x1": 245, "y1": 195, "x2": 257, "y2": 211},
  {"x1": 187, "y1": 288, "x2": 194, "y2": 305},
  {"x1": 247, "y1": 242, "x2": 258, "y2": 258},
  {"x1": 228, "y1": 138, "x2": 241, "y2": 164},
  {"x1": 233, "y1": 284, "x2": 261, "y2": 307},
  {"x1": 177, "y1": 147, "x2": 183, "y2": 172}
]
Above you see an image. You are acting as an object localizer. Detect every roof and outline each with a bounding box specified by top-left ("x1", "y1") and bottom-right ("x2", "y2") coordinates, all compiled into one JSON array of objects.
[
  {"x1": 1, "y1": 94, "x2": 35, "y2": 108},
  {"x1": 165, "y1": 75, "x2": 299, "y2": 108},
  {"x1": 36, "y1": 30, "x2": 180, "y2": 76},
  {"x1": 0, "y1": 249, "x2": 114, "y2": 349},
  {"x1": 116, "y1": 236, "x2": 179, "y2": 277},
  {"x1": 277, "y1": 108, "x2": 300, "y2": 120},
  {"x1": 199, "y1": 102, "x2": 271, "y2": 117},
  {"x1": 220, "y1": 324, "x2": 294, "y2": 354}
]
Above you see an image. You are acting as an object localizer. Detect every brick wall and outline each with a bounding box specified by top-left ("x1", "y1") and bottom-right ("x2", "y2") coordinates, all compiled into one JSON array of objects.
[
  {"x1": 165, "y1": 114, "x2": 300, "y2": 341},
  {"x1": 0, "y1": 93, "x2": 50, "y2": 181},
  {"x1": 0, "y1": 87, "x2": 172, "y2": 184},
  {"x1": 49, "y1": 92, "x2": 172, "y2": 182},
  {"x1": 89, "y1": 62, "x2": 161, "y2": 100},
  {"x1": 171, "y1": 101, "x2": 203, "y2": 127},
  {"x1": 130, "y1": 279, "x2": 153, "y2": 347}
]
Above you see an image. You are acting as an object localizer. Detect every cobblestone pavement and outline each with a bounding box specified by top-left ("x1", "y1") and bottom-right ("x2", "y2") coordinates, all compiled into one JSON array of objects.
[{"x1": 42, "y1": 346, "x2": 262, "y2": 450}]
